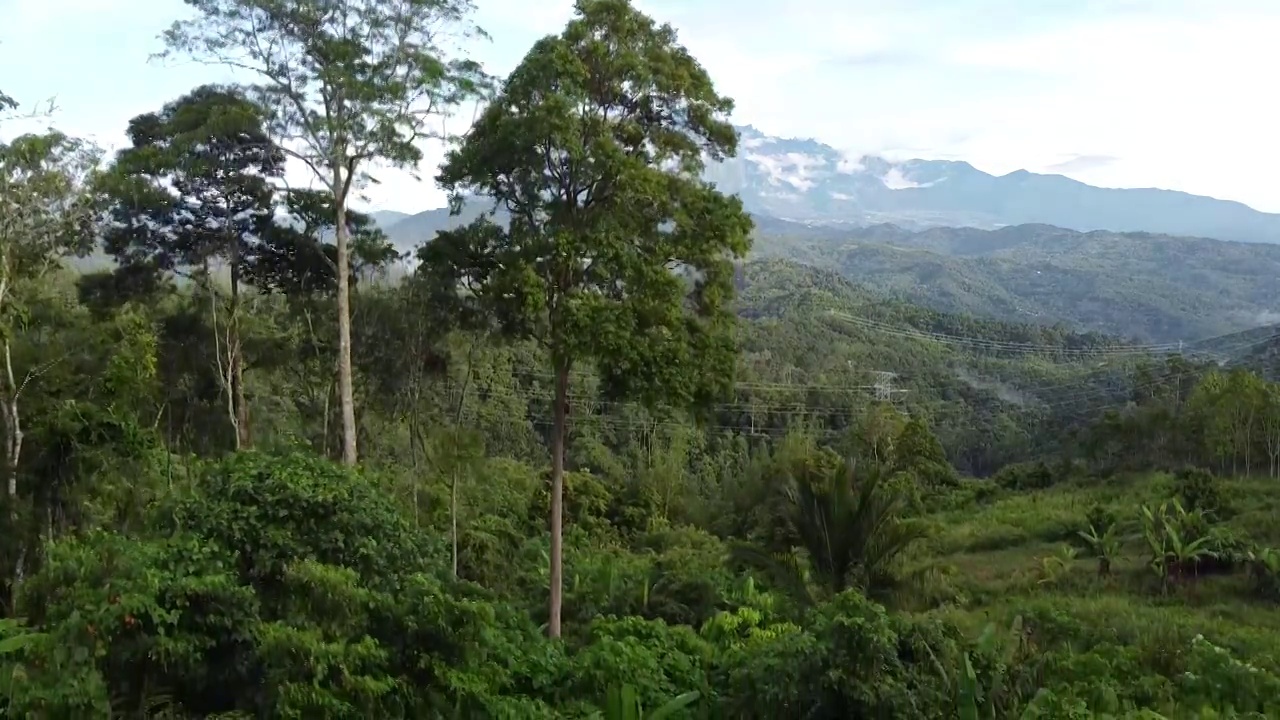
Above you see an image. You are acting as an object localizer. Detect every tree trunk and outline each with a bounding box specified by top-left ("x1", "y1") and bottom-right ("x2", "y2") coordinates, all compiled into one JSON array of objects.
[
  {"x1": 3, "y1": 339, "x2": 24, "y2": 609},
  {"x1": 548, "y1": 359, "x2": 569, "y2": 638},
  {"x1": 408, "y1": 412, "x2": 421, "y2": 525},
  {"x1": 449, "y1": 341, "x2": 478, "y2": 581},
  {"x1": 334, "y1": 183, "x2": 358, "y2": 466},
  {"x1": 451, "y1": 465, "x2": 459, "y2": 579},
  {"x1": 1244, "y1": 412, "x2": 1254, "y2": 477},
  {"x1": 229, "y1": 251, "x2": 251, "y2": 449}
]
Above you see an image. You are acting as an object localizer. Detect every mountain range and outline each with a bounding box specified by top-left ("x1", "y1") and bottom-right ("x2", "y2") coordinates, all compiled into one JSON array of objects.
[
  {"x1": 712, "y1": 125, "x2": 1280, "y2": 244},
  {"x1": 371, "y1": 124, "x2": 1280, "y2": 249},
  {"x1": 67, "y1": 124, "x2": 1279, "y2": 350}
]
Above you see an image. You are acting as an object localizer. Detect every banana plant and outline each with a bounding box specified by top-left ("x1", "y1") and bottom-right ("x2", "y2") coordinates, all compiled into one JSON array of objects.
[
  {"x1": 955, "y1": 616, "x2": 1055, "y2": 719},
  {"x1": 1077, "y1": 522, "x2": 1122, "y2": 576},
  {"x1": 958, "y1": 652, "x2": 1053, "y2": 720},
  {"x1": 1141, "y1": 500, "x2": 1213, "y2": 587},
  {"x1": 592, "y1": 684, "x2": 702, "y2": 720}
]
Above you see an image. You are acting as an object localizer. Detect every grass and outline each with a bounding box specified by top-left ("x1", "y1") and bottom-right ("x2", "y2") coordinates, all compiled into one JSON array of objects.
[{"x1": 911, "y1": 472, "x2": 1280, "y2": 671}]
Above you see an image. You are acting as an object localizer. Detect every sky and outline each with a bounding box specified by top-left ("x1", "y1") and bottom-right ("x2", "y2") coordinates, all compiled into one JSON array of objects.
[{"x1": 2, "y1": 0, "x2": 1278, "y2": 213}]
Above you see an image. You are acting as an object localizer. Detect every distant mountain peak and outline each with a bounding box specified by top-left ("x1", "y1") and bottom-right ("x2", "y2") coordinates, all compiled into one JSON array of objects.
[
  {"x1": 710, "y1": 124, "x2": 1280, "y2": 244},
  {"x1": 373, "y1": 125, "x2": 1280, "y2": 248}
]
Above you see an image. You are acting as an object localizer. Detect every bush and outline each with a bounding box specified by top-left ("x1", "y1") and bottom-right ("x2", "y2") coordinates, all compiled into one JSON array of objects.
[
  {"x1": 713, "y1": 589, "x2": 960, "y2": 718},
  {"x1": 12, "y1": 451, "x2": 556, "y2": 718},
  {"x1": 993, "y1": 461, "x2": 1056, "y2": 491},
  {"x1": 160, "y1": 450, "x2": 443, "y2": 591},
  {"x1": 1174, "y1": 467, "x2": 1226, "y2": 518}
]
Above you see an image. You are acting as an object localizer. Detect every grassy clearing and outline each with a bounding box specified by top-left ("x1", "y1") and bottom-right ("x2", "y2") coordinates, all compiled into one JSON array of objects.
[{"x1": 915, "y1": 473, "x2": 1280, "y2": 671}]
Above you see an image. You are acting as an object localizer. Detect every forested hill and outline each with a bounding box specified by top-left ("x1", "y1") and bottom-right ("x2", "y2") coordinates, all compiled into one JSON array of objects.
[
  {"x1": 366, "y1": 208, "x2": 1280, "y2": 344},
  {"x1": 728, "y1": 258, "x2": 1245, "y2": 474},
  {"x1": 752, "y1": 221, "x2": 1280, "y2": 343}
]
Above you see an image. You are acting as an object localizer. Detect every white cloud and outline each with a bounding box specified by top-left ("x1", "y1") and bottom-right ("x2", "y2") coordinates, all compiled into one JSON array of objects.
[
  {"x1": 881, "y1": 167, "x2": 922, "y2": 190},
  {"x1": 933, "y1": 9, "x2": 1280, "y2": 206}
]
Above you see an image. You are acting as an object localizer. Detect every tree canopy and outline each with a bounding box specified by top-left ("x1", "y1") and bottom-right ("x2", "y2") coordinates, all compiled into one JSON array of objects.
[
  {"x1": 162, "y1": 0, "x2": 490, "y2": 465},
  {"x1": 419, "y1": 0, "x2": 753, "y2": 637}
]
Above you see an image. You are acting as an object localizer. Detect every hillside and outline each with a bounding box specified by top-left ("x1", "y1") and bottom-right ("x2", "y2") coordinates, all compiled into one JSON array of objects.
[
  {"x1": 752, "y1": 221, "x2": 1280, "y2": 343},
  {"x1": 371, "y1": 208, "x2": 1280, "y2": 343},
  {"x1": 74, "y1": 199, "x2": 1280, "y2": 348},
  {"x1": 731, "y1": 259, "x2": 1206, "y2": 474}
]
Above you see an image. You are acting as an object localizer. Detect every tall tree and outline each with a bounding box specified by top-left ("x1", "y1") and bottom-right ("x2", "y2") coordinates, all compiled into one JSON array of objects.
[
  {"x1": 0, "y1": 131, "x2": 99, "y2": 604},
  {"x1": 99, "y1": 85, "x2": 284, "y2": 450},
  {"x1": 161, "y1": 0, "x2": 488, "y2": 465},
  {"x1": 419, "y1": 0, "x2": 753, "y2": 637},
  {"x1": 252, "y1": 188, "x2": 402, "y2": 459}
]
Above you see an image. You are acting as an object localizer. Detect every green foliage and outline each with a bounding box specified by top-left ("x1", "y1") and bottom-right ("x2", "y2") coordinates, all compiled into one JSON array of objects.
[
  {"x1": 894, "y1": 415, "x2": 958, "y2": 489},
  {"x1": 162, "y1": 0, "x2": 488, "y2": 191},
  {"x1": 1174, "y1": 467, "x2": 1225, "y2": 518},
  {"x1": 161, "y1": 451, "x2": 443, "y2": 590},
  {"x1": 6, "y1": 452, "x2": 564, "y2": 717},
  {"x1": 994, "y1": 461, "x2": 1055, "y2": 491},
  {"x1": 1085, "y1": 503, "x2": 1118, "y2": 537},
  {"x1": 754, "y1": 222, "x2": 1280, "y2": 344},
  {"x1": 593, "y1": 684, "x2": 701, "y2": 720},
  {"x1": 1077, "y1": 521, "x2": 1122, "y2": 577},
  {"x1": 98, "y1": 85, "x2": 283, "y2": 282},
  {"x1": 421, "y1": 0, "x2": 753, "y2": 410},
  {"x1": 8, "y1": 2, "x2": 1280, "y2": 717},
  {"x1": 1244, "y1": 547, "x2": 1280, "y2": 601},
  {"x1": 1141, "y1": 500, "x2": 1214, "y2": 585}
]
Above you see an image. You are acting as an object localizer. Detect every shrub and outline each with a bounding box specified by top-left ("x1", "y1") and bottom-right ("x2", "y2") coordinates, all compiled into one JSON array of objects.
[
  {"x1": 993, "y1": 461, "x2": 1055, "y2": 491},
  {"x1": 1174, "y1": 467, "x2": 1225, "y2": 519}
]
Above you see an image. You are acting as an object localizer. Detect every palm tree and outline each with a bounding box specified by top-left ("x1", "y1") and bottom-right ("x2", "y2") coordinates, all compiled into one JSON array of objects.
[{"x1": 737, "y1": 455, "x2": 930, "y2": 605}]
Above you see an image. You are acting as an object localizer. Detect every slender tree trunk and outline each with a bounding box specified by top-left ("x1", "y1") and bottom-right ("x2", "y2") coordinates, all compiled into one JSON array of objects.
[
  {"x1": 3, "y1": 339, "x2": 24, "y2": 609},
  {"x1": 1244, "y1": 412, "x2": 1254, "y2": 477},
  {"x1": 450, "y1": 342, "x2": 478, "y2": 580},
  {"x1": 229, "y1": 253, "x2": 251, "y2": 449},
  {"x1": 408, "y1": 412, "x2": 421, "y2": 526},
  {"x1": 334, "y1": 177, "x2": 358, "y2": 466},
  {"x1": 204, "y1": 260, "x2": 240, "y2": 450},
  {"x1": 548, "y1": 358, "x2": 569, "y2": 638},
  {"x1": 451, "y1": 464, "x2": 459, "y2": 578}
]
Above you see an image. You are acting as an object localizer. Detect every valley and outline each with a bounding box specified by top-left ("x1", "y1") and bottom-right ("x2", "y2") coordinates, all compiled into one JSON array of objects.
[
  {"x1": 3, "y1": 0, "x2": 1280, "y2": 718},
  {"x1": 367, "y1": 206, "x2": 1280, "y2": 345}
]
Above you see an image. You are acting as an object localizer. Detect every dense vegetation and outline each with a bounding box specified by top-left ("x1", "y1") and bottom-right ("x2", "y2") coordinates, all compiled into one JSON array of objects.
[
  {"x1": 2, "y1": 0, "x2": 1280, "y2": 717},
  {"x1": 751, "y1": 220, "x2": 1280, "y2": 344}
]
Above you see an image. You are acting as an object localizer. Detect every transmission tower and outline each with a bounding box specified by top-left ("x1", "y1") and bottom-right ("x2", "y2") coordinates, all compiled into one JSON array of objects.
[{"x1": 872, "y1": 371, "x2": 907, "y2": 403}]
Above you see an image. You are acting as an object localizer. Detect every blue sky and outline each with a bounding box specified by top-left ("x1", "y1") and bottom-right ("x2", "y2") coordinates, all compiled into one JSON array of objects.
[{"x1": 3, "y1": 0, "x2": 1277, "y2": 212}]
